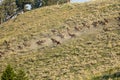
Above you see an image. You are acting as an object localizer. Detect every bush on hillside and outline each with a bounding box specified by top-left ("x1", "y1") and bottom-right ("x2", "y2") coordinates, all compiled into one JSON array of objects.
[
  {"x1": 1, "y1": 65, "x2": 16, "y2": 80},
  {"x1": 1, "y1": 65, "x2": 28, "y2": 80}
]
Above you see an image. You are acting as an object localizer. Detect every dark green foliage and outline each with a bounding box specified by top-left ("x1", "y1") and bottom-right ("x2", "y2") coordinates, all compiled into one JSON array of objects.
[
  {"x1": 1, "y1": 65, "x2": 16, "y2": 80},
  {"x1": 0, "y1": 0, "x2": 17, "y2": 23},
  {"x1": 2, "y1": 0, "x2": 17, "y2": 16},
  {"x1": 0, "y1": 0, "x2": 68, "y2": 24},
  {"x1": 92, "y1": 71, "x2": 120, "y2": 80},
  {"x1": 16, "y1": 0, "x2": 33, "y2": 9},
  {"x1": 1, "y1": 65, "x2": 29, "y2": 80},
  {"x1": 42, "y1": 0, "x2": 48, "y2": 6},
  {"x1": 0, "y1": 6, "x2": 5, "y2": 23}
]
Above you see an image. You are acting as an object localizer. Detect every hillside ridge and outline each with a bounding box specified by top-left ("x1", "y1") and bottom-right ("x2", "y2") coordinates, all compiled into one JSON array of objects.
[{"x1": 0, "y1": 0, "x2": 120, "y2": 80}]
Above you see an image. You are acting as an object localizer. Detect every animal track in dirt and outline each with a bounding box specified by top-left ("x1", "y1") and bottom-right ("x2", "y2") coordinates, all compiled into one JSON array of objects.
[
  {"x1": 16, "y1": 22, "x2": 105, "y2": 51},
  {"x1": 0, "y1": 15, "x2": 120, "y2": 56}
]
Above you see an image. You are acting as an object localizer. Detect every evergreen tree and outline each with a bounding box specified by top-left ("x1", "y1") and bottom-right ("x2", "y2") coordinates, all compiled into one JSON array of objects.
[
  {"x1": 1, "y1": 65, "x2": 29, "y2": 80},
  {"x1": 1, "y1": 65, "x2": 16, "y2": 80},
  {"x1": 0, "y1": 0, "x2": 17, "y2": 22},
  {"x1": 2, "y1": 0, "x2": 17, "y2": 16},
  {"x1": 0, "y1": 5, "x2": 5, "y2": 23},
  {"x1": 0, "y1": 0, "x2": 69, "y2": 23},
  {"x1": 42, "y1": 0, "x2": 48, "y2": 6},
  {"x1": 16, "y1": 0, "x2": 34, "y2": 9},
  {"x1": 33, "y1": 0, "x2": 43, "y2": 8}
]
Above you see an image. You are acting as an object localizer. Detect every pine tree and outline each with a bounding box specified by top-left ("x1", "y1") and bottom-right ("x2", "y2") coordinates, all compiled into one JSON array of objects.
[
  {"x1": 16, "y1": 0, "x2": 34, "y2": 9},
  {"x1": 33, "y1": 0, "x2": 43, "y2": 8},
  {"x1": 2, "y1": 0, "x2": 17, "y2": 16},
  {"x1": 42, "y1": 0, "x2": 48, "y2": 6},
  {"x1": 0, "y1": 6, "x2": 5, "y2": 24},
  {"x1": 1, "y1": 65, "x2": 16, "y2": 80},
  {"x1": 0, "y1": 0, "x2": 17, "y2": 22},
  {"x1": 1, "y1": 65, "x2": 29, "y2": 80}
]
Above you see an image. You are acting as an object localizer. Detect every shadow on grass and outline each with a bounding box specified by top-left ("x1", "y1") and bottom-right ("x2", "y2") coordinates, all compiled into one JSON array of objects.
[{"x1": 92, "y1": 71, "x2": 120, "y2": 80}]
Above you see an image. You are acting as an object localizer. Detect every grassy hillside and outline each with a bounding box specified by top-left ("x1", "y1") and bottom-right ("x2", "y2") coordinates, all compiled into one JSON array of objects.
[{"x1": 0, "y1": 0, "x2": 120, "y2": 80}]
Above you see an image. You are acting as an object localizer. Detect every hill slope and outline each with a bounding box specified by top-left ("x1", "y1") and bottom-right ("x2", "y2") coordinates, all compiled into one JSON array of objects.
[{"x1": 0, "y1": 0, "x2": 120, "y2": 80}]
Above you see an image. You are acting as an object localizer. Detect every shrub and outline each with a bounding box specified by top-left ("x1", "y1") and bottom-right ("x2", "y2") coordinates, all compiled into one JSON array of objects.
[
  {"x1": 1, "y1": 65, "x2": 28, "y2": 80},
  {"x1": 1, "y1": 65, "x2": 16, "y2": 80}
]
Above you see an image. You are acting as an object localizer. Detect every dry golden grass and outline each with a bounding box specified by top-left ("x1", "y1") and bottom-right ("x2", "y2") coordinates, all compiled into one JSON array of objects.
[{"x1": 0, "y1": 0, "x2": 120, "y2": 80}]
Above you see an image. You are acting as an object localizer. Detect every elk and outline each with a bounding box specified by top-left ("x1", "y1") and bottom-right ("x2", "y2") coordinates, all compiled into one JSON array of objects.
[
  {"x1": 74, "y1": 26, "x2": 81, "y2": 31},
  {"x1": 4, "y1": 40, "x2": 10, "y2": 49},
  {"x1": 51, "y1": 38, "x2": 61, "y2": 45},
  {"x1": 92, "y1": 22, "x2": 98, "y2": 27},
  {"x1": 36, "y1": 40, "x2": 46, "y2": 45},
  {"x1": 82, "y1": 22, "x2": 90, "y2": 28},
  {"x1": 98, "y1": 21, "x2": 106, "y2": 25},
  {"x1": 104, "y1": 18, "x2": 109, "y2": 23},
  {"x1": 67, "y1": 31, "x2": 76, "y2": 38},
  {"x1": 66, "y1": 27, "x2": 76, "y2": 38}
]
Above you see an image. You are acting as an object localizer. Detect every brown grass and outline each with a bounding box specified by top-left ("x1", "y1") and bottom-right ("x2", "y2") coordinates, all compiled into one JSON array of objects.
[{"x1": 0, "y1": 0, "x2": 120, "y2": 80}]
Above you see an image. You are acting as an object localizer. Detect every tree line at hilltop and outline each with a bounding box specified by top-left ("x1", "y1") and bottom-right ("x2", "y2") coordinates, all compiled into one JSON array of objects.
[{"x1": 0, "y1": 0, "x2": 70, "y2": 24}]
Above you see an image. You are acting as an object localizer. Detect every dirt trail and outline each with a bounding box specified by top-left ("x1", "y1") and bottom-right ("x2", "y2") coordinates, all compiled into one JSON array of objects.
[
  {"x1": 0, "y1": 15, "x2": 120, "y2": 56},
  {"x1": 14, "y1": 17, "x2": 114, "y2": 52}
]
